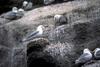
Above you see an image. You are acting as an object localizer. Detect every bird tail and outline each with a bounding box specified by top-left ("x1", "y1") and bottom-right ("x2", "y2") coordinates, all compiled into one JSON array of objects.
[{"x1": 22, "y1": 36, "x2": 35, "y2": 42}]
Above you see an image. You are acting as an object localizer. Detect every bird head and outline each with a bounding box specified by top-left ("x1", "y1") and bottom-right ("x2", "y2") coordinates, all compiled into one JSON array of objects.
[
  {"x1": 23, "y1": 1, "x2": 28, "y2": 7},
  {"x1": 83, "y1": 48, "x2": 91, "y2": 54},
  {"x1": 12, "y1": 7, "x2": 18, "y2": 13},
  {"x1": 18, "y1": 8, "x2": 24, "y2": 12},
  {"x1": 36, "y1": 25, "x2": 45, "y2": 32},
  {"x1": 93, "y1": 48, "x2": 100, "y2": 52},
  {"x1": 54, "y1": 14, "x2": 62, "y2": 22}
]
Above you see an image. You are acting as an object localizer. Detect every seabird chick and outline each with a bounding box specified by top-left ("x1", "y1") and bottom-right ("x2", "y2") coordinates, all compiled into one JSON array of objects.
[
  {"x1": 75, "y1": 48, "x2": 92, "y2": 64},
  {"x1": 22, "y1": 1, "x2": 33, "y2": 11},
  {"x1": 0, "y1": 7, "x2": 18, "y2": 20},
  {"x1": 54, "y1": 14, "x2": 67, "y2": 27},
  {"x1": 22, "y1": 25, "x2": 45, "y2": 42},
  {"x1": 43, "y1": 0, "x2": 55, "y2": 5},
  {"x1": 94, "y1": 48, "x2": 100, "y2": 59}
]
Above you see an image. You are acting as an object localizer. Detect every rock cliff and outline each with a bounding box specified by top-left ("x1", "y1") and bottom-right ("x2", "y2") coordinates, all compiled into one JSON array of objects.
[{"x1": 0, "y1": 0, "x2": 100, "y2": 67}]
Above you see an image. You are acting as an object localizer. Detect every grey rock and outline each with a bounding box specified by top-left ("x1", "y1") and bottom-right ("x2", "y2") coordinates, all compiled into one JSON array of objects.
[
  {"x1": 44, "y1": 42, "x2": 75, "y2": 67},
  {"x1": 0, "y1": 18, "x2": 10, "y2": 25},
  {"x1": 0, "y1": 46, "x2": 12, "y2": 67},
  {"x1": 49, "y1": 24, "x2": 75, "y2": 43},
  {"x1": 0, "y1": 0, "x2": 100, "y2": 67},
  {"x1": 82, "y1": 60, "x2": 100, "y2": 67},
  {"x1": 27, "y1": 38, "x2": 50, "y2": 52},
  {"x1": 11, "y1": 47, "x2": 27, "y2": 67},
  {"x1": 27, "y1": 38, "x2": 54, "y2": 67}
]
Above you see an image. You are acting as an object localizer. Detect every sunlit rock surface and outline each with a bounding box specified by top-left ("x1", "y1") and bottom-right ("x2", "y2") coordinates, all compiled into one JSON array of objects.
[{"x1": 0, "y1": 0, "x2": 100, "y2": 67}]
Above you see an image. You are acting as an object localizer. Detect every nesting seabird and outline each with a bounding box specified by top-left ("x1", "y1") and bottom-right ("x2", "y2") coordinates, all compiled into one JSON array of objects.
[
  {"x1": 16, "y1": 8, "x2": 24, "y2": 19},
  {"x1": 22, "y1": 25, "x2": 45, "y2": 42},
  {"x1": 43, "y1": 0, "x2": 55, "y2": 5},
  {"x1": 22, "y1": 1, "x2": 33, "y2": 11},
  {"x1": 0, "y1": 7, "x2": 18, "y2": 20},
  {"x1": 54, "y1": 14, "x2": 67, "y2": 27},
  {"x1": 94, "y1": 48, "x2": 100, "y2": 59},
  {"x1": 75, "y1": 48, "x2": 92, "y2": 64}
]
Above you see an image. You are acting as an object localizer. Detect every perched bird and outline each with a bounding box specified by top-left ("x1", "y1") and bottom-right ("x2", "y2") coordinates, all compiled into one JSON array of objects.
[
  {"x1": 23, "y1": 1, "x2": 28, "y2": 7},
  {"x1": 43, "y1": 0, "x2": 55, "y2": 5},
  {"x1": 16, "y1": 8, "x2": 24, "y2": 19},
  {"x1": 0, "y1": 7, "x2": 18, "y2": 20},
  {"x1": 22, "y1": 1, "x2": 33, "y2": 11},
  {"x1": 75, "y1": 48, "x2": 92, "y2": 64},
  {"x1": 54, "y1": 14, "x2": 67, "y2": 27},
  {"x1": 22, "y1": 25, "x2": 45, "y2": 42},
  {"x1": 94, "y1": 48, "x2": 100, "y2": 59}
]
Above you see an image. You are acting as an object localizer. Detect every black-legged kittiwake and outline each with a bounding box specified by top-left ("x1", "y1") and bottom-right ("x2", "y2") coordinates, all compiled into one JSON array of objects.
[
  {"x1": 22, "y1": 25, "x2": 45, "y2": 42},
  {"x1": 22, "y1": 1, "x2": 33, "y2": 11},
  {"x1": 75, "y1": 48, "x2": 92, "y2": 64},
  {"x1": 94, "y1": 48, "x2": 100, "y2": 59},
  {"x1": 54, "y1": 14, "x2": 67, "y2": 26},
  {"x1": 16, "y1": 8, "x2": 24, "y2": 19},
  {"x1": 0, "y1": 7, "x2": 18, "y2": 20}
]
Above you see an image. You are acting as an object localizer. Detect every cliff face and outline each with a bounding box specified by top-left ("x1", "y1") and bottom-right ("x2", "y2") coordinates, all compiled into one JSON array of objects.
[{"x1": 0, "y1": 0, "x2": 100, "y2": 67}]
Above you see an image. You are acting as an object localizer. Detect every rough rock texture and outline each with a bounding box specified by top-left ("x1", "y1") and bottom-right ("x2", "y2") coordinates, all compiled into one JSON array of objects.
[
  {"x1": 44, "y1": 42, "x2": 76, "y2": 67},
  {"x1": 0, "y1": 18, "x2": 10, "y2": 25},
  {"x1": 0, "y1": 0, "x2": 100, "y2": 67},
  {"x1": 27, "y1": 38, "x2": 53, "y2": 67},
  {"x1": 82, "y1": 60, "x2": 100, "y2": 67},
  {"x1": 27, "y1": 38, "x2": 50, "y2": 52}
]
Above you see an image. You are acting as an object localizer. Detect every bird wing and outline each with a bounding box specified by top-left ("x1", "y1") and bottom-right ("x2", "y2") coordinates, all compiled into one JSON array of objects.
[
  {"x1": 77, "y1": 53, "x2": 91, "y2": 63},
  {"x1": 16, "y1": 12, "x2": 24, "y2": 19},
  {"x1": 26, "y1": 31, "x2": 39, "y2": 39},
  {"x1": 1, "y1": 12, "x2": 16, "y2": 20},
  {"x1": 25, "y1": 2, "x2": 33, "y2": 10},
  {"x1": 95, "y1": 50, "x2": 100, "y2": 57},
  {"x1": 23, "y1": 31, "x2": 39, "y2": 42}
]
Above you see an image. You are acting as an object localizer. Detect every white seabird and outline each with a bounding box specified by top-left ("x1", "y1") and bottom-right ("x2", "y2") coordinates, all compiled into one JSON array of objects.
[
  {"x1": 23, "y1": 1, "x2": 28, "y2": 7},
  {"x1": 54, "y1": 14, "x2": 67, "y2": 26},
  {"x1": 16, "y1": 8, "x2": 24, "y2": 19},
  {"x1": 75, "y1": 48, "x2": 92, "y2": 64},
  {"x1": 43, "y1": 0, "x2": 55, "y2": 5},
  {"x1": 0, "y1": 7, "x2": 18, "y2": 20},
  {"x1": 94, "y1": 48, "x2": 100, "y2": 59},
  {"x1": 22, "y1": 1, "x2": 33, "y2": 11},
  {"x1": 22, "y1": 25, "x2": 45, "y2": 42}
]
